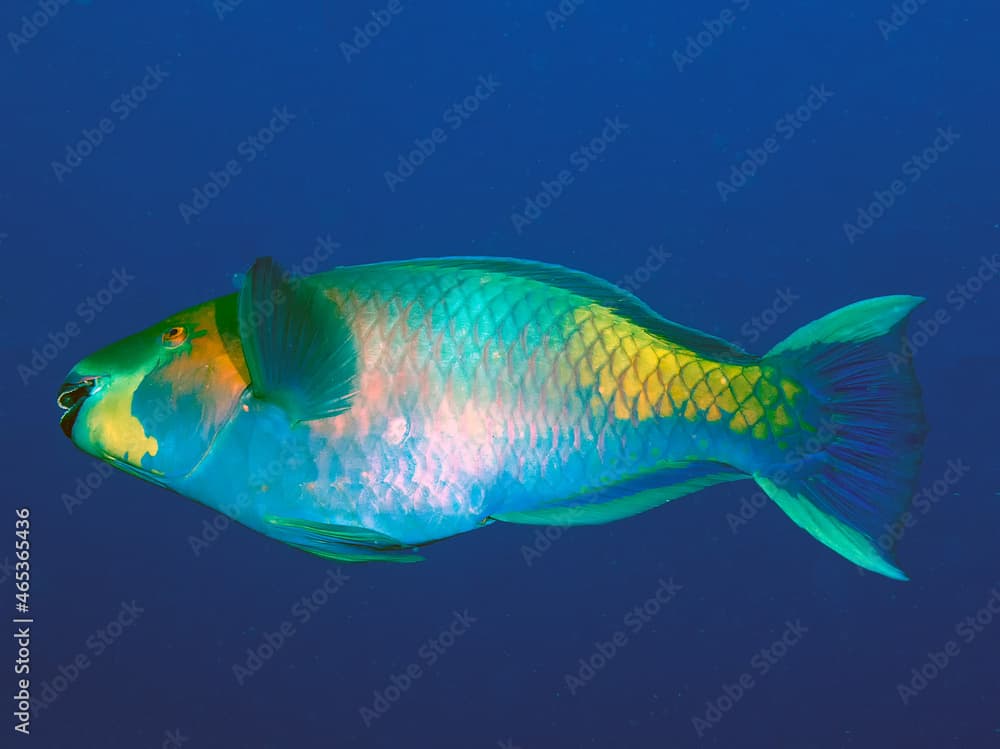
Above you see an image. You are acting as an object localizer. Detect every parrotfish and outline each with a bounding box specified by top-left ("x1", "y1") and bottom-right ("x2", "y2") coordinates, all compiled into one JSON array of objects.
[{"x1": 58, "y1": 257, "x2": 927, "y2": 577}]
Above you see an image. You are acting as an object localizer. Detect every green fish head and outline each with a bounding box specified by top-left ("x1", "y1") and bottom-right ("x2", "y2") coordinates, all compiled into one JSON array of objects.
[{"x1": 57, "y1": 294, "x2": 249, "y2": 484}]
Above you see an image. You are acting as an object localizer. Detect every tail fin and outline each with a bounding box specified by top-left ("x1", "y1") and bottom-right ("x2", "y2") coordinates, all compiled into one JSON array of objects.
[{"x1": 756, "y1": 296, "x2": 927, "y2": 580}]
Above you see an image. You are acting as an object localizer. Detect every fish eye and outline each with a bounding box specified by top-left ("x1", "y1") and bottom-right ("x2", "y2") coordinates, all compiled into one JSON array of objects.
[{"x1": 161, "y1": 326, "x2": 188, "y2": 349}]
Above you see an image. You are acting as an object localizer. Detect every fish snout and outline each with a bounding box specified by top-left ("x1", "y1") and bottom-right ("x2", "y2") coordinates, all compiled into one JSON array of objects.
[{"x1": 57, "y1": 375, "x2": 103, "y2": 438}]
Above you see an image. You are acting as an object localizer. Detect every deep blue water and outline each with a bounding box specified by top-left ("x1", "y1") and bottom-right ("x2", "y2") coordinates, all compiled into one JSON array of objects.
[{"x1": 3, "y1": 1, "x2": 999, "y2": 747}]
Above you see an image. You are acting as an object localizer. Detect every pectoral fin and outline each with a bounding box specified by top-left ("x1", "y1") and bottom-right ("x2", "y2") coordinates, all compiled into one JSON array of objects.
[{"x1": 238, "y1": 256, "x2": 357, "y2": 423}]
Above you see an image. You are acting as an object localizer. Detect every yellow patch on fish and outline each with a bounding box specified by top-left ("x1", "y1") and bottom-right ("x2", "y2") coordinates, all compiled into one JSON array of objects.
[
  {"x1": 729, "y1": 411, "x2": 750, "y2": 434},
  {"x1": 611, "y1": 348, "x2": 633, "y2": 381},
  {"x1": 780, "y1": 378, "x2": 802, "y2": 402},
  {"x1": 707, "y1": 367, "x2": 729, "y2": 395},
  {"x1": 771, "y1": 403, "x2": 793, "y2": 436},
  {"x1": 598, "y1": 366, "x2": 617, "y2": 401},
  {"x1": 656, "y1": 391, "x2": 674, "y2": 417},
  {"x1": 84, "y1": 371, "x2": 158, "y2": 465},
  {"x1": 668, "y1": 376, "x2": 688, "y2": 410},
  {"x1": 614, "y1": 391, "x2": 632, "y2": 421},
  {"x1": 620, "y1": 333, "x2": 639, "y2": 359},
  {"x1": 715, "y1": 388, "x2": 738, "y2": 413},
  {"x1": 635, "y1": 346, "x2": 659, "y2": 382},
  {"x1": 681, "y1": 361, "x2": 703, "y2": 389},
  {"x1": 636, "y1": 393, "x2": 654, "y2": 421},
  {"x1": 692, "y1": 381, "x2": 714, "y2": 410},
  {"x1": 757, "y1": 379, "x2": 779, "y2": 406},
  {"x1": 158, "y1": 301, "x2": 249, "y2": 430},
  {"x1": 742, "y1": 397, "x2": 765, "y2": 428},
  {"x1": 566, "y1": 303, "x2": 807, "y2": 438},
  {"x1": 730, "y1": 373, "x2": 753, "y2": 403}
]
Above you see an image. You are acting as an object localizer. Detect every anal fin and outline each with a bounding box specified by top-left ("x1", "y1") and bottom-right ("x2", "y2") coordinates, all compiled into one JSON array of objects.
[{"x1": 492, "y1": 460, "x2": 748, "y2": 526}]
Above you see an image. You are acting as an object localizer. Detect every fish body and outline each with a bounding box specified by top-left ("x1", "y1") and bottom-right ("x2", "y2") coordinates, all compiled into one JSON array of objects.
[{"x1": 59, "y1": 257, "x2": 927, "y2": 576}]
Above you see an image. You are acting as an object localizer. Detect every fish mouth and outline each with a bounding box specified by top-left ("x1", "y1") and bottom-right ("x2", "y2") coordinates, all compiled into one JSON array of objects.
[{"x1": 57, "y1": 376, "x2": 102, "y2": 438}]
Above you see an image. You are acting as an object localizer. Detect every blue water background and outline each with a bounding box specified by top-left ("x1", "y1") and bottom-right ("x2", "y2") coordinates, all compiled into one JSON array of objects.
[{"x1": 2, "y1": 1, "x2": 999, "y2": 747}]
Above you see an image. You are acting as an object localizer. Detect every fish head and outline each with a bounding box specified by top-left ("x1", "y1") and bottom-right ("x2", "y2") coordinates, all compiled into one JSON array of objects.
[{"x1": 58, "y1": 293, "x2": 250, "y2": 485}]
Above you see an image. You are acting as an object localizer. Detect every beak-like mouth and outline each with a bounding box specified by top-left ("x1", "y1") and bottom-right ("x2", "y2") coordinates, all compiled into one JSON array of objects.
[{"x1": 57, "y1": 376, "x2": 102, "y2": 438}]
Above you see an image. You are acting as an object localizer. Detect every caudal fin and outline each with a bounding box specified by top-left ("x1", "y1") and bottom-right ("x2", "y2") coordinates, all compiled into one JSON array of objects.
[{"x1": 756, "y1": 296, "x2": 928, "y2": 580}]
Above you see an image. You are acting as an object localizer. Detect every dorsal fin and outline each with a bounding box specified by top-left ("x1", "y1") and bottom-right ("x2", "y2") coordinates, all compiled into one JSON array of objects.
[{"x1": 380, "y1": 257, "x2": 757, "y2": 363}]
